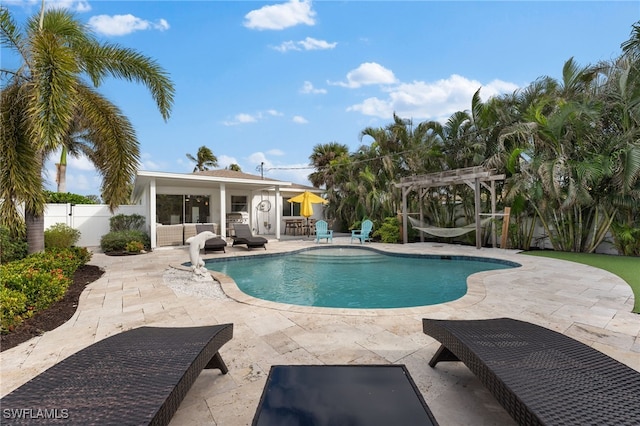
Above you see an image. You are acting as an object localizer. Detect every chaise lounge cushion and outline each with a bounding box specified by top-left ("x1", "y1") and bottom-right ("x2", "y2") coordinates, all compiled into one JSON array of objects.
[
  {"x1": 232, "y1": 224, "x2": 267, "y2": 250},
  {"x1": 195, "y1": 224, "x2": 227, "y2": 253},
  {"x1": 0, "y1": 324, "x2": 233, "y2": 426}
]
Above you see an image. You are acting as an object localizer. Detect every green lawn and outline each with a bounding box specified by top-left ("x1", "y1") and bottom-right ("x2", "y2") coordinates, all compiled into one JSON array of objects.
[{"x1": 521, "y1": 251, "x2": 640, "y2": 313}]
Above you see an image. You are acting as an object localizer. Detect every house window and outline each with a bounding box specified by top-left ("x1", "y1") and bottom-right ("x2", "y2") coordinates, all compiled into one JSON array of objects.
[
  {"x1": 184, "y1": 195, "x2": 210, "y2": 223},
  {"x1": 156, "y1": 194, "x2": 183, "y2": 224},
  {"x1": 282, "y1": 200, "x2": 301, "y2": 217},
  {"x1": 231, "y1": 196, "x2": 247, "y2": 212},
  {"x1": 156, "y1": 194, "x2": 210, "y2": 224}
]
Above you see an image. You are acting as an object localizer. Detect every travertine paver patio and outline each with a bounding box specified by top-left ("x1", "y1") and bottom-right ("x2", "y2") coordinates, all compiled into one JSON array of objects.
[{"x1": 1, "y1": 238, "x2": 639, "y2": 425}]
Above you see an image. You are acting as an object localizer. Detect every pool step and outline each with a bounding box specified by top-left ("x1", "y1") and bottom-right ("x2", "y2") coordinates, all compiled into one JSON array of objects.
[{"x1": 295, "y1": 252, "x2": 384, "y2": 264}]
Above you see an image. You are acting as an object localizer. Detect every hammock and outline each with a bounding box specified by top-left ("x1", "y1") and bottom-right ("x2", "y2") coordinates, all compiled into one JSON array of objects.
[{"x1": 408, "y1": 216, "x2": 494, "y2": 238}]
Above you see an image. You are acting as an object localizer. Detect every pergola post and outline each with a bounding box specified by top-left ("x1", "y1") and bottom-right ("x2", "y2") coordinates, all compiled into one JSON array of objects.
[{"x1": 401, "y1": 187, "x2": 408, "y2": 244}]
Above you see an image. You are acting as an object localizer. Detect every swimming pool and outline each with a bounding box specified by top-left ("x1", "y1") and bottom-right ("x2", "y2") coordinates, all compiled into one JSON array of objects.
[{"x1": 205, "y1": 247, "x2": 519, "y2": 309}]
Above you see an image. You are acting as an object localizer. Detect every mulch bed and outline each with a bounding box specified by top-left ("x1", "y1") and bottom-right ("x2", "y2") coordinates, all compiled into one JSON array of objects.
[{"x1": 1, "y1": 264, "x2": 104, "y2": 352}]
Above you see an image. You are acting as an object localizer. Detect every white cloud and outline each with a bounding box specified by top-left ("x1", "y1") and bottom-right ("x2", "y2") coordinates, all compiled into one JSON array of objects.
[
  {"x1": 88, "y1": 14, "x2": 170, "y2": 36},
  {"x1": 273, "y1": 37, "x2": 337, "y2": 52},
  {"x1": 244, "y1": 0, "x2": 315, "y2": 30},
  {"x1": 292, "y1": 115, "x2": 308, "y2": 124},
  {"x1": 139, "y1": 153, "x2": 166, "y2": 171},
  {"x1": 7, "y1": 0, "x2": 90, "y2": 13},
  {"x1": 223, "y1": 113, "x2": 258, "y2": 126},
  {"x1": 266, "y1": 149, "x2": 285, "y2": 156},
  {"x1": 217, "y1": 154, "x2": 239, "y2": 169},
  {"x1": 330, "y1": 62, "x2": 397, "y2": 88},
  {"x1": 348, "y1": 74, "x2": 519, "y2": 120},
  {"x1": 223, "y1": 110, "x2": 284, "y2": 126},
  {"x1": 300, "y1": 81, "x2": 326, "y2": 94},
  {"x1": 68, "y1": 154, "x2": 95, "y2": 171}
]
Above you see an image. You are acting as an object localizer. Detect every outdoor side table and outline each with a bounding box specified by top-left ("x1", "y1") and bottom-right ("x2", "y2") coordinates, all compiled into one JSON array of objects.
[{"x1": 252, "y1": 365, "x2": 439, "y2": 426}]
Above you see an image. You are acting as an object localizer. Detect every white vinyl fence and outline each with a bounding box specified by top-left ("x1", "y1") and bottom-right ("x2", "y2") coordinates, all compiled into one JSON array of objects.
[{"x1": 44, "y1": 203, "x2": 146, "y2": 248}]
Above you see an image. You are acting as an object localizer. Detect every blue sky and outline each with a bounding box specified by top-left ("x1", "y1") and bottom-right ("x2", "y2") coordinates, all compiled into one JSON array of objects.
[{"x1": 3, "y1": 1, "x2": 639, "y2": 197}]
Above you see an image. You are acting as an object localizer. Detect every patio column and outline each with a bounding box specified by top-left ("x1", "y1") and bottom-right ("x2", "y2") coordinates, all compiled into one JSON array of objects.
[
  {"x1": 219, "y1": 183, "x2": 227, "y2": 238},
  {"x1": 150, "y1": 178, "x2": 157, "y2": 250},
  {"x1": 275, "y1": 186, "x2": 281, "y2": 239}
]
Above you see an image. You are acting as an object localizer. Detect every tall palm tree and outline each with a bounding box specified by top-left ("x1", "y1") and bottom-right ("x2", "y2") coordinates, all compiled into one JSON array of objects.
[
  {"x1": 0, "y1": 6, "x2": 174, "y2": 252},
  {"x1": 308, "y1": 142, "x2": 348, "y2": 188},
  {"x1": 186, "y1": 146, "x2": 218, "y2": 172}
]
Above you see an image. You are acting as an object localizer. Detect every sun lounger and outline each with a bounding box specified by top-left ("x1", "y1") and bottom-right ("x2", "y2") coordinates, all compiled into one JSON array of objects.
[
  {"x1": 422, "y1": 318, "x2": 640, "y2": 426},
  {"x1": 196, "y1": 224, "x2": 227, "y2": 253},
  {"x1": 232, "y1": 224, "x2": 267, "y2": 250},
  {"x1": 1, "y1": 324, "x2": 233, "y2": 426}
]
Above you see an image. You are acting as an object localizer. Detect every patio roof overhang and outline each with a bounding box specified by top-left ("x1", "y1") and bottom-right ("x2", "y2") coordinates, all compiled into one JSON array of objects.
[{"x1": 132, "y1": 170, "x2": 293, "y2": 201}]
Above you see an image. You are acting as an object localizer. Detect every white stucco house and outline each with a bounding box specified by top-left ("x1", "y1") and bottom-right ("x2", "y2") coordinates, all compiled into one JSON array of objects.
[{"x1": 131, "y1": 169, "x2": 325, "y2": 249}]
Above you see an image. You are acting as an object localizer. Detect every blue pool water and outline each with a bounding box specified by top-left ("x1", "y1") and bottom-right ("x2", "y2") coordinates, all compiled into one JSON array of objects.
[{"x1": 205, "y1": 248, "x2": 518, "y2": 309}]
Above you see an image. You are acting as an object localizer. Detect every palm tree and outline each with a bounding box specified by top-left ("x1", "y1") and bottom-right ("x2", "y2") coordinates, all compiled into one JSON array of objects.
[
  {"x1": 186, "y1": 146, "x2": 218, "y2": 172},
  {"x1": 227, "y1": 163, "x2": 242, "y2": 172},
  {"x1": 308, "y1": 142, "x2": 348, "y2": 188},
  {"x1": 0, "y1": 6, "x2": 174, "y2": 252}
]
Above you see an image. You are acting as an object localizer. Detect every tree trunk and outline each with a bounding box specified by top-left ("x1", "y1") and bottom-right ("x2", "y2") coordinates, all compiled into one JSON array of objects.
[
  {"x1": 25, "y1": 209, "x2": 45, "y2": 253},
  {"x1": 56, "y1": 163, "x2": 67, "y2": 193}
]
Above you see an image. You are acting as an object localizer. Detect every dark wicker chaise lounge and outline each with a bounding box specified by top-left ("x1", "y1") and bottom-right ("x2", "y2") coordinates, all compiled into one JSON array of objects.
[
  {"x1": 232, "y1": 224, "x2": 267, "y2": 250},
  {"x1": 195, "y1": 224, "x2": 228, "y2": 253},
  {"x1": 423, "y1": 318, "x2": 640, "y2": 426},
  {"x1": 1, "y1": 324, "x2": 233, "y2": 425}
]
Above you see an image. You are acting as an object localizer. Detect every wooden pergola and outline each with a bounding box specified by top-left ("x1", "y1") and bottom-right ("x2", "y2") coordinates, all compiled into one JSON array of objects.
[{"x1": 394, "y1": 166, "x2": 506, "y2": 249}]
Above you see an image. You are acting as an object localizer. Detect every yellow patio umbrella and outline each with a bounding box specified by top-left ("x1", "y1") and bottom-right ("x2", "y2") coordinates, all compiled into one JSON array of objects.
[
  {"x1": 287, "y1": 191, "x2": 328, "y2": 235},
  {"x1": 288, "y1": 191, "x2": 328, "y2": 217}
]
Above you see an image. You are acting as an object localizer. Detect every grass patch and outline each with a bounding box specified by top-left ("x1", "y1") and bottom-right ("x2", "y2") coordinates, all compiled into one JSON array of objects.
[{"x1": 521, "y1": 251, "x2": 640, "y2": 314}]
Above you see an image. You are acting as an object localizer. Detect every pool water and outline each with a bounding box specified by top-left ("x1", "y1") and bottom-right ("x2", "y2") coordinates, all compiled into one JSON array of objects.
[{"x1": 205, "y1": 248, "x2": 517, "y2": 309}]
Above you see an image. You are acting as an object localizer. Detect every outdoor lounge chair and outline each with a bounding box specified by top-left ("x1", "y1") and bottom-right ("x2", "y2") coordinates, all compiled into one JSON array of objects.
[
  {"x1": 314, "y1": 220, "x2": 333, "y2": 243},
  {"x1": 196, "y1": 224, "x2": 227, "y2": 253},
  {"x1": 422, "y1": 318, "x2": 640, "y2": 426},
  {"x1": 1, "y1": 324, "x2": 233, "y2": 426},
  {"x1": 232, "y1": 223, "x2": 267, "y2": 250},
  {"x1": 351, "y1": 219, "x2": 373, "y2": 244}
]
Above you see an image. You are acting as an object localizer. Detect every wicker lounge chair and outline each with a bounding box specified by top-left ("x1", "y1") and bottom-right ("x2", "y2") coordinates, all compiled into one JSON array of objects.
[
  {"x1": 423, "y1": 318, "x2": 640, "y2": 426},
  {"x1": 1, "y1": 324, "x2": 233, "y2": 426},
  {"x1": 195, "y1": 224, "x2": 227, "y2": 253},
  {"x1": 232, "y1": 224, "x2": 267, "y2": 250}
]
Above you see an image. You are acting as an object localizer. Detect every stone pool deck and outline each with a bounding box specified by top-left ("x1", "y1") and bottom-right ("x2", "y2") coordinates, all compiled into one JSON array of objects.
[{"x1": 1, "y1": 238, "x2": 638, "y2": 425}]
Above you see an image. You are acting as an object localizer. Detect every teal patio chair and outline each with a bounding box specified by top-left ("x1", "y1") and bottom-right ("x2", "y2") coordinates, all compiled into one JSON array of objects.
[
  {"x1": 315, "y1": 220, "x2": 333, "y2": 243},
  {"x1": 351, "y1": 219, "x2": 373, "y2": 244}
]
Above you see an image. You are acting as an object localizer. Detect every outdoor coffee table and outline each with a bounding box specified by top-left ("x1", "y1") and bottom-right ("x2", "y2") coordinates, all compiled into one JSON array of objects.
[{"x1": 252, "y1": 365, "x2": 439, "y2": 425}]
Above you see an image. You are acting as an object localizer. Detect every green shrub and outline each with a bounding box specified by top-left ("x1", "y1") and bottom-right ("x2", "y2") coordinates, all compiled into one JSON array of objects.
[
  {"x1": 0, "y1": 263, "x2": 70, "y2": 312},
  {"x1": 101, "y1": 230, "x2": 150, "y2": 253},
  {"x1": 44, "y1": 223, "x2": 80, "y2": 249},
  {"x1": 44, "y1": 190, "x2": 98, "y2": 204},
  {"x1": 373, "y1": 217, "x2": 401, "y2": 243},
  {"x1": 125, "y1": 241, "x2": 145, "y2": 253},
  {"x1": 110, "y1": 214, "x2": 145, "y2": 232},
  {"x1": 0, "y1": 287, "x2": 29, "y2": 333},
  {"x1": 0, "y1": 247, "x2": 89, "y2": 333},
  {"x1": 0, "y1": 226, "x2": 28, "y2": 264}
]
